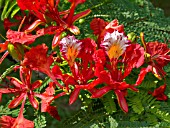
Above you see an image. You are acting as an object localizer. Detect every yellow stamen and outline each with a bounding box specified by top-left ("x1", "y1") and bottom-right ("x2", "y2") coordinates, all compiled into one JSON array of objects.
[{"x1": 108, "y1": 43, "x2": 123, "y2": 59}]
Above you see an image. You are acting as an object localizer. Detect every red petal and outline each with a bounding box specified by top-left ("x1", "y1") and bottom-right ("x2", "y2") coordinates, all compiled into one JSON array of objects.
[
  {"x1": 72, "y1": 9, "x2": 91, "y2": 23},
  {"x1": 31, "y1": 80, "x2": 42, "y2": 90},
  {"x1": 8, "y1": 93, "x2": 25, "y2": 109},
  {"x1": 0, "y1": 88, "x2": 19, "y2": 93},
  {"x1": 0, "y1": 41, "x2": 8, "y2": 53},
  {"x1": 69, "y1": 88, "x2": 81, "y2": 105},
  {"x1": 68, "y1": 25, "x2": 80, "y2": 35},
  {"x1": 25, "y1": 19, "x2": 45, "y2": 33},
  {"x1": 91, "y1": 86, "x2": 112, "y2": 98},
  {"x1": 105, "y1": 19, "x2": 124, "y2": 33},
  {"x1": 90, "y1": 18, "x2": 108, "y2": 35},
  {"x1": 23, "y1": 44, "x2": 53, "y2": 74},
  {"x1": 6, "y1": 29, "x2": 41, "y2": 45},
  {"x1": 7, "y1": 76, "x2": 23, "y2": 88},
  {"x1": 135, "y1": 65, "x2": 152, "y2": 86},
  {"x1": 28, "y1": 93, "x2": 39, "y2": 109},
  {"x1": 78, "y1": 38, "x2": 96, "y2": 60},
  {"x1": 152, "y1": 85, "x2": 168, "y2": 101},
  {"x1": 52, "y1": 29, "x2": 63, "y2": 49},
  {"x1": 0, "y1": 116, "x2": 16, "y2": 128},
  {"x1": 114, "y1": 90, "x2": 128, "y2": 113},
  {"x1": 17, "y1": 0, "x2": 27, "y2": 10},
  {"x1": 46, "y1": 106, "x2": 60, "y2": 121}
]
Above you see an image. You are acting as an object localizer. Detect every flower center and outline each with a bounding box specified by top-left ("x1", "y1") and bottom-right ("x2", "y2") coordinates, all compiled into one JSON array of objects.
[
  {"x1": 60, "y1": 36, "x2": 82, "y2": 66},
  {"x1": 101, "y1": 31, "x2": 128, "y2": 60},
  {"x1": 67, "y1": 45, "x2": 79, "y2": 66},
  {"x1": 108, "y1": 43, "x2": 124, "y2": 59}
]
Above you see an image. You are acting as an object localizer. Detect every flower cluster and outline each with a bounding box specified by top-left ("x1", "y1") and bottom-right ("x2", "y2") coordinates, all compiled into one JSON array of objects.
[{"x1": 0, "y1": 0, "x2": 170, "y2": 127}]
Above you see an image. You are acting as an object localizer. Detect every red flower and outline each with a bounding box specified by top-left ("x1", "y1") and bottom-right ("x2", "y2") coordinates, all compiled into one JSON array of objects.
[
  {"x1": 150, "y1": 84, "x2": 168, "y2": 101},
  {"x1": 0, "y1": 67, "x2": 42, "y2": 109},
  {"x1": 17, "y1": 0, "x2": 91, "y2": 48},
  {"x1": 56, "y1": 36, "x2": 96, "y2": 104},
  {"x1": 35, "y1": 82, "x2": 66, "y2": 121},
  {"x1": 0, "y1": 94, "x2": 34, "y2": 128},
  {"x1": 0, "y1": 115, "x2": 34, "y2": 128},
  {"x1": 22, "y1": 44, "x2": 63, "y2": 89},
  {"x1": 79, "y1": 28, "x2": 144, "y2": 112},
  {"x1": 136, "y1": 33, "x2": 170, "y2": 83}
]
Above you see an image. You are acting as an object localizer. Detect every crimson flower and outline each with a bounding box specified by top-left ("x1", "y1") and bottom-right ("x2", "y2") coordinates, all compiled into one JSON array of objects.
[
  {"x1": 53, "y1": 36, "x2": 96, "y2": 104},
  {"x1": 78, "y1": 26, "x2": 145, "y2": 112},
  {"x1": 17, "y1": 0, "x2": 91, "y2": 48},
  {"x1": 0, "y1": 88, "x2": 34, "y2": 128},
  {"x1": 0, "y1": 67, "x2": 42, "y2": 109},
  {"x1": 35, "y1": 82, "x2": 66, "y2": 121},
  {"x1": 149, "y1": 84, "x2": 168, "y2": 101},
  {"x1": 135, "y1": 33, "x2": 170, "y2": 85},
  {"x1": 22, "y1": 44, "x2": 63, "y2": 89}
]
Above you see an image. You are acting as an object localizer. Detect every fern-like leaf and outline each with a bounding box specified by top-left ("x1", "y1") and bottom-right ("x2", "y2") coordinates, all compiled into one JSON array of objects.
[
  {"x1": 0, "y1": 63, "x2": 19, "y2": 83},
  {"x1": 0, "y1": 0, "x2": 20, "y2": 20},
  {"x1": 34, "y1": 114, "x2": 46, "y2": 128},
  {"x1": 101, "y1": 92, "x2": 117, "y2": 114}
]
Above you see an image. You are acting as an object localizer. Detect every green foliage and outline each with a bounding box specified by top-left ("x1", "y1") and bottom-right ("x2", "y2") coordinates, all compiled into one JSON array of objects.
[
  {"x1": 77, "y1": 0, "x2": 170, "y2": 42},
  {"x1": 101, "y1": 92, "x2": 117, "y2": 114},
  {"x1": 0, "y1": 63, "x2": 19, "y2": 83},
  {"x1": 0, "y1": 0, "x2": 20, "y2": 20},
  {"x1": 34, "y1": 114, "x2": 47, "y2": 128},
  {"x1": 0, "y1": 105, "x2": 20, "y2": 117}
]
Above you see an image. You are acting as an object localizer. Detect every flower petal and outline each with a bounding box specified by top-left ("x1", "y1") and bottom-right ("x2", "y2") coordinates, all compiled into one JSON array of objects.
[
  {"x1": 8, "y1": 93, "x2": 25, "y2": 109},
  {"x1": 114, "y1": 90, "x2": 128, "y2": 113},
  {"x1": 91, "y1": 86, "x2": 112, "y2": 98},
  {"x1": 31, "y1": 80, "x2": 42, "y2": 90},
  {"x1": 69, "y1": 88, "x2": 81, "y2": 105}
]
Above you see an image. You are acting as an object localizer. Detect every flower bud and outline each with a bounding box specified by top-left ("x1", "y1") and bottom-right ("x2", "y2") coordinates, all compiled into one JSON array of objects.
[
  {"x1": 127, "y1": 32, "x2": 137, "y2": 43},
  {"x1": 7, "y1": 43, "x2": 24, "y2": 61}
]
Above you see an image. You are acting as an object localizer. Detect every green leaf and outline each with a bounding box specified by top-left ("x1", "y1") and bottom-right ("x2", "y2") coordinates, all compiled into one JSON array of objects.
[
  {"x1": 1, "y1": 0, "x2": 10, "y2": 20},
  {"x1": 0, "y1": 63, "x2": 19, "y2": 83},
  {"x1": 4, "y1": 1, "x2": 17, "y2": 20},
  {"x1": 11, "y1": 6, "x2": 20, "y2": 18},
  {"x1": 101, "y1": 92, "x2": 117, "y2": 114},
  {"x1": 34, "y1": 114, "x2": 46, "y2": 128}
]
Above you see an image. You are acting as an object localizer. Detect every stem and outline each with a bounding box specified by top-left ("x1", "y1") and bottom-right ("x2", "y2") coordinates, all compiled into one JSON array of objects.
[
  {"x1": 0, "y1": 51, "x2": 9, "y2": 64},
  {"x1": 18, "y1": 16, "x2": 26, "y2": 32}
]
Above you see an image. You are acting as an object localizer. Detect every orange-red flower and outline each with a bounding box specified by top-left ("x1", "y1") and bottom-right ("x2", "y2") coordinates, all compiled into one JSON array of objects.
[
  {"x1": 0, "y1": 67, "x2": 42, "y2": 109},
  {"x1": 0, "y1": 93, "x2": 34, "y2": 128},
  {"x1": 22, "y1": 44, "x2": 63, "y2": 89},
  {"x1": 140, "y1": 33, "x2": 170, "y2": 79},
  {"x1": 17, "y1": 0, "x2": 91, "y2": 48},
  {"x1": 149, "y1": 84, "x2": 168, "y2": 101}
]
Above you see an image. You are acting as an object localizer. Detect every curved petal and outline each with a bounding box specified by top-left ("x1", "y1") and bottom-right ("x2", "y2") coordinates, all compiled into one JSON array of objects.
[
  {"x1": 6, "y1": 76, "x2": 23, "y2": 88},
  {"x1": 72, "y1": 9, "x2": 91, "y2": 23},
  {"x1": 135, "y1": 65, "x2": 152, "y2": 86},
  {"x1": 28, "y1": 93, "x2": 39, "y2": 109},
  {"x1": 31, "y1": 80, "x2": 42, "y2": 90},
  {"x1": 91, "y1": 86, "x2": 112, "y2": 98},
  {"x1": 69, "y1": 88, "x2": 81, "y2": 105},
  {"x1": 46, "y1": 106, "x2": 60, "y2": 121},
  {"x1": 114, "y1": 90, "x2": 128, "y2": 113},
  {"x1": 8, "y1": 93, "x2": 25, "y2": 109}
]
